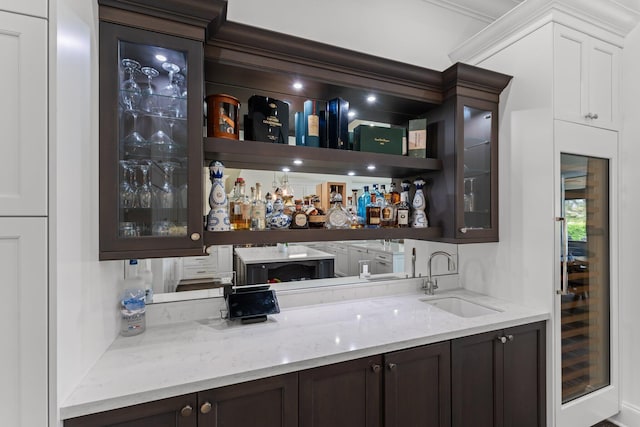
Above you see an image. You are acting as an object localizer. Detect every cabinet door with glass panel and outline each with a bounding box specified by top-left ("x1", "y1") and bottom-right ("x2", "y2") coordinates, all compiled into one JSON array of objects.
[
  {"x1": 455, "y1": 96, "x2": 499, "y2": 240},
  {"x1": 99, "y1": 22, "x2": 204, "y2": 260}
]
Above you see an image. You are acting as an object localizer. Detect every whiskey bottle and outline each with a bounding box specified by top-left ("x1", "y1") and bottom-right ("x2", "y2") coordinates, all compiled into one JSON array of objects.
[
  {"x1": 250, "y1": 182, "x2": 266, "y2": 230},
  {"x1": 380, "y1": 187, "x2": 396, "y2": 228},
  {"x1": 230, "y1": 178, "x2": 250, "y2": 230},
  {"x1": 290, "y1": 199, "x2": 309, "y2": 229},
  {"x1": 396, "y1": 180, "x2": 411, "y2": 228},
  {"x1": 389, "y1": 182, "x2": 401, "y2": 205},
  {"x1": 365, "y1": 192, "x2": 381, "y2": 228}
]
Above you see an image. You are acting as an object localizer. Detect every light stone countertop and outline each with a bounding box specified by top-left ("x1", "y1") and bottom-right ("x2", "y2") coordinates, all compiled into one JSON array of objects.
[
  {"x1": 60, "y1": 288, "x2": 548, "y2": 420},
  {"x1": 234, "y1": 245, "x2": 336, "y2": 264}
]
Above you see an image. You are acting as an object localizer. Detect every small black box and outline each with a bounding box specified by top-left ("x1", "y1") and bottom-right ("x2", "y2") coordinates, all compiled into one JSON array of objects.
[{"x1": 245, "y1": 96, "x2": 290, "y2": 143}]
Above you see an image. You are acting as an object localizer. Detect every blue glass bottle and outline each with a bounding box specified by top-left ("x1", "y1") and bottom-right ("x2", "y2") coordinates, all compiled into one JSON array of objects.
[{"x1": 357, "y1": 185, "x2": 370, "y2": 219}]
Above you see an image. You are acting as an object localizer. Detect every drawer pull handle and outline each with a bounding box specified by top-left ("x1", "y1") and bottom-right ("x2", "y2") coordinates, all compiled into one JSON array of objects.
[
  {"x1": 498, "y1": 336, "x2": 507, "y2": 344},
  {"x1": 371, "y1": 364, "x2": 381, "y2": 373},
  {"x1": 507, "y1": 334, "x2": 514, "y2": 341},
  {"x1": 388, "y1": 363, "x2": 397, "y2": 371},
  {"x1": 190, "y1": 232, "x2": 201, "y2": 241},
  {"x1": 200, "y1": 402, "x2": 212, "y2": 414},
  {"x1": 180, "y1": 405, "x2": 193, "y2": 417}
]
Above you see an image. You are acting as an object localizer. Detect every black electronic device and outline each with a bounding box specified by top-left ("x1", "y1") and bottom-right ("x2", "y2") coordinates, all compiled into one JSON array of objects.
[{"x1": 227, "y1": 288, "x2": 280, "y2": 324}]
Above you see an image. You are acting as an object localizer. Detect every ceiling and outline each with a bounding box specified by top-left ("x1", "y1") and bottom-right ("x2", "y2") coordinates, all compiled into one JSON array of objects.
[{"x1": 422, "y1": 0, "x2": 523, "y2": 23}]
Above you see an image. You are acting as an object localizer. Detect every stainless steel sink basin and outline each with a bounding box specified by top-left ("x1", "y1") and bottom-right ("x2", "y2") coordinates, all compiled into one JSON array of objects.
[{"x1": 421, "y1": 297, "x2": 500, "y2": 318}]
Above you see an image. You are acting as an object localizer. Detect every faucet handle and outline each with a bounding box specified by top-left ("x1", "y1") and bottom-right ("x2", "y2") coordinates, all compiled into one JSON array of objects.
[{"x1": 433, "y1": 278, "x2": 439, "y2": 290}]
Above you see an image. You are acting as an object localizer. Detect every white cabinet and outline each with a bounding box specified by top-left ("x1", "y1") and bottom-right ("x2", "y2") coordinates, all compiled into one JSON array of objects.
[
  {"x1": 323, "y1": 242, "x2": 349, "y2": 277},
  {"x1": 0, "y1": 218, "x2": 48, "y2": 427},
  {"x1": 554, "y1": 24, "x2": 620, "y2": 130},
  {"x1": 347, "y1": 245, "x2": 369, "y2": 276},
  {"x1": 0, "y1": 11, "x2": 47, "y2": 215},
  {"x1": 1, "y1": 0, "x2": 47, "y2": 18}
]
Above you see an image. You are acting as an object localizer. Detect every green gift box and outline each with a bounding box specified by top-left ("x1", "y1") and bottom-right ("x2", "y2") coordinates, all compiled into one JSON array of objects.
[{"x1": 353, "y1": 125, "x2": 404, "y2": 155}]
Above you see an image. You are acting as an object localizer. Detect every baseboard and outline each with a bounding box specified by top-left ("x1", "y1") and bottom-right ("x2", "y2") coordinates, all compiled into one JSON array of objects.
[{"x1": 610, "y1": 402, "x2": 640, "y2": 427}]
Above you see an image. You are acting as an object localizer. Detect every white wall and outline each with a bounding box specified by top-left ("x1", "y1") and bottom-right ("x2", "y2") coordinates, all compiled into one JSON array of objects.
[
  {"x1": 610, "y1": 21, "x2": 640, "y2": 427},
  {"x1": 51, "y1": 0, "x2": 123, "y2": 420},
  {"x1": 226, "y1": 0, "x2": 488, "y2": 71}
]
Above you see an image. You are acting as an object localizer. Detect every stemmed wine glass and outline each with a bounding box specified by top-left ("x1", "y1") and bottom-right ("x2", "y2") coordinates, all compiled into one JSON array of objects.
[
  {"x1": 153, "y1": 161, "x2": 178, "y2": 209},
  {"x1": 120, "y1": 59, "x2": 146, "y2": 158},
  {"x1": 135, "y1": 160, "x2": 152, "y2": 209},
  {"x1": 157, "y1": 62, "x2": 181, "y2": 117},
  {"x1": 140, "y1": 66, "x2": 159, "y2": 113},
  {"x1": 120, "y1": 59, "x2": 141, "y2": 111},
  {"x1": 119, "y1": 160, "x2": 136, "y2": 209}
]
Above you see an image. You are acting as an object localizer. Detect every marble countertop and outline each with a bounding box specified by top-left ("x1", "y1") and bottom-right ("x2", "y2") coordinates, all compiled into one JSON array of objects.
[
  {"x1": 234, "y1": 245, "x2": 336, "y2": 264},
  {"x1": 60, "y1": 288, "x2": 548, "y2": 420}
]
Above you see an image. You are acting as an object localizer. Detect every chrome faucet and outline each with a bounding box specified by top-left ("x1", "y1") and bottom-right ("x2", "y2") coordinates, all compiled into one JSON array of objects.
[{"x1": 423, "y1": 251, "x2": 456, "y2": 295}]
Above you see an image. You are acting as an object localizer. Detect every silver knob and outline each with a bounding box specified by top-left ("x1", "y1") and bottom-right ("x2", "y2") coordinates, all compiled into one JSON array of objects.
[
  {"x1": 459, "y1": 227, "x2": 468, "y2": 234},
  {"x1": 180, "y1": 405, "x2": 193, "y2": 417},
  {"x1": 507, "y1": 334, "x2": 514, "y2": 341},
  {"x1": 200, "y1": 402, "x2": 212, "y2": 414},
  {"x1": 388, "y1": 363, "x2": 397, "y2": 371},
  {"x1": 592, "y1": 113, "x2": 599, "y2": 119},
  {"x1": 190, "y1": 232, "x2": 201, "y2": 241},
  {"x1": 371, "y1": 364, "x2": 381, "y2": 373},
  {"x1": 498, "y1": 336, "x2": 507, "y2": 344}
]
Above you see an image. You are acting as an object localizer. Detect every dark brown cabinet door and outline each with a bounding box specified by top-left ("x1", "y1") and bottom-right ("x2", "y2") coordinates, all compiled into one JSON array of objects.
[
  {"x1": 299, "y1": 355, "x2": 382, "y2": 427},
  {"x1": 451, "y1": 329, "x2": 502, "y2": 427},
  {"x1": 384, "y1": 341, "x2": 451, "y2": 427},
  {"x1": 198, "y1": 373, "x2": 298, "y2": 427},
  {"x1": 99, "y1": 21, "x2": 204, "y2": 260},
  {"x1": 451, "y1": 322, "x2": 546, "y2": 427},
  {"x1": 64, "y1": 393, "x2": 198, "y2": 427},
  {"x1": 502, "y1": 322, "x2": 546, "y2": 427}
]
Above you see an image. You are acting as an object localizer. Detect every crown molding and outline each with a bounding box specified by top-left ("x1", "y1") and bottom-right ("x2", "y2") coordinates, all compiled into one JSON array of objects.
[{"x1": 449, "y1": 0, "x2": 640, "y2": 64}]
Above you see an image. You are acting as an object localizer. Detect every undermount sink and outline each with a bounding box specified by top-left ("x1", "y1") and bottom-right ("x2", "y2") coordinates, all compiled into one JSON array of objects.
[{"x1": 421, "y1": 297, "x2": 500, "y2": 318}]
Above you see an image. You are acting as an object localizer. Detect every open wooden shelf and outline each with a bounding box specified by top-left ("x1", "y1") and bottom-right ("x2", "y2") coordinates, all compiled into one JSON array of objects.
[
  {"x1": 203, "y1": 137, "x2": 442, "y2": 178},
  {"x1": 204, "y1": 226, "x2": 442, "y2": 246}
]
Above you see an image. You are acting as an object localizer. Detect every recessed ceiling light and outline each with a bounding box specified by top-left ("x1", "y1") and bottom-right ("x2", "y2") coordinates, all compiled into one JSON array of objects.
[
  {"x1": 293, "y1": 81, "x2": 303, "y2": 90},
  {"x1": 347, "y1": 171, "x2": 356, "y2": 176},
  {"x1": 367, "y1": 165, "x2": 376, "y2": 170},
  {"x1": 293, "y1": 159, "x2": 303, "y2": 165},
  {"x1": 367, "y1": 95, "x2": 376, "y2": 103},
  {"x1": 282, "y1": 167, "x2": 291, "y2": 172},
  {"x1": 348, "y1": 111, "x2": 356, "y2": 118},
  {"x1": 155, "y1": 54, "x2": 167, "y2": 62}
]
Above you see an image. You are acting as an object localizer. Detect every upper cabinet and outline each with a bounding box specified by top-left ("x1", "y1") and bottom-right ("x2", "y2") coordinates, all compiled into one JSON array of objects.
[
  {"x1": 554, "y1": 24, "x2": 621, "y2": 130},
  {"x1": 98, "y1": 1, "x2": 511, "y2": 259},
  {"x1": 0, "y1": 11, "x2": 47, "y2": 216},
  {"x1": 2, "y1": 0, "x2": 47, "y2": 18},
  {"x1": 97, "y1": 1, "x2": 224, "y2": 260}
]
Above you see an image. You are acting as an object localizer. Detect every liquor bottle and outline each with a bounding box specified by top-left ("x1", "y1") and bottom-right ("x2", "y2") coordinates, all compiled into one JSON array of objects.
[
  {"x1": 250, "y1": 182, "x2": 266, "y2": 230},
  {"x1": 411, "y1": 178, "x2": 429, "y2": 228},
  {"x1": 268, "y1": 190, "x2": 291, "y2": 229},
  {"x1": 304, "y1": 99, "x2": 322, "y2": 147},
  {"x1": 365, "y1": 191, "x2": 381, "y2": 228},
  {"x1": 348, "y1": 189, "x2": 362, "y2": 228},
  {"x1": 357, "y1": 185, "x2": 370, "y2": 220},
  {"x1": 230, "y1": 178, "x2": 250, "y2": 230},
  {"x1": 325, "y1": 191, "x2": 350, "y2": 229},
  {"x1": 206, "y1": 161, "x2": 231, "y2": 231},
  {"x1": 396, "y1": 180, "x2": 411, "y2": 228},
  {"x1": 290, "y1": 199, "x2": 309, "y2": 229},
  {"x1": 380, "y1": 186, "x2": 396, "y2": 228},
  {"x1": 327, "y1": 97, "x2": 349, "y2": 149},
  {"x1": 389, "y1": 182, "x2": 401, "y2": 205}
]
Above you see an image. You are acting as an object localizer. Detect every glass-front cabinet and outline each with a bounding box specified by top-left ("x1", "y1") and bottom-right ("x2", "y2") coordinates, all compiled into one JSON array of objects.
[
  {"x1": 99, "y1": 22, "x2": 204, "y2": 260},
  {"x1": 455, "y1": 96, "x2": 499, "y2": 240}
]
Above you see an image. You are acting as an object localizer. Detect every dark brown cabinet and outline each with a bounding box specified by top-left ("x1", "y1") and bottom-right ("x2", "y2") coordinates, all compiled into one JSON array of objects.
[
  {"x1": 299, "y1": 355, "x2": 383, "y2": 427},
  {"x1": 384, "y1": 341, "x2": 451, "y2": 427},
  {"x1": 65, "y1": 323, "x2": 544, "y2": 427},
  {"x1": 451, "y1": 321, "x2": 546, "y2": 427},
  {"x1": 198, "y1": 373, "x2": 298, "y2": 427},
  {"x1": 64, "y1": 393, "x2": 198, "y2": 427},
  {"x1": 298, "y1": 342, "x2": 451, "y2": 427},
  {"x1": 98, "y1": 19, "x2": 205, "y2": 260}
]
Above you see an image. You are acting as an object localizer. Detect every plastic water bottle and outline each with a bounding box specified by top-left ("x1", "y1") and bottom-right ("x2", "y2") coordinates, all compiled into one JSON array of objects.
[{"x1": 120, "y1": 288, "x2": 146, "y2": 337}]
